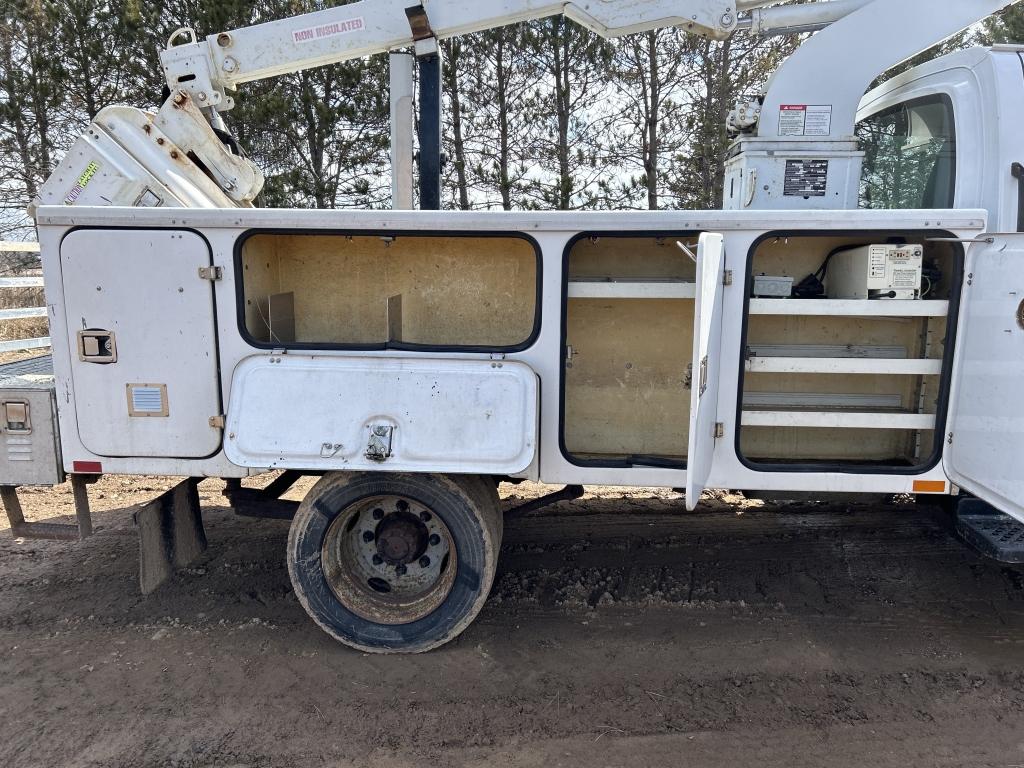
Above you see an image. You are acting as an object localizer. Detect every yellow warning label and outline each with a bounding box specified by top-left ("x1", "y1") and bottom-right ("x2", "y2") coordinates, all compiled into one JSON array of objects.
[{"x1": 64, "y1": 161, "x2": 100, "y2": 205}]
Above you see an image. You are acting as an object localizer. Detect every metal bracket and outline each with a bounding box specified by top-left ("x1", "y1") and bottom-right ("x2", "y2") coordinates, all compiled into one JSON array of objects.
[
  {"x1": 1, "y1": 475, "x2": 95, "y2": 541},
  {"x1": 208, "y1": 415, "x2": 225, "y2": 429},
  {"x1": 405, "y1": 4, "x2": 438, "y2": 56},
  {"x1": 714, "y1": 422, "x2": 725, "y2": 439},
  {"x1": 198, "y1": 266, "x2": 223, "y2": 281},
  {"x1": 723, "y1": 269, "x2": 733, "y2": 286}
]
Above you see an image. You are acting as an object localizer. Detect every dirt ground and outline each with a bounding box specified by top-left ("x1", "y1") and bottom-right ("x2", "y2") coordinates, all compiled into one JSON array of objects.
[{"x1": 1, "y1": 476, "x2": 1022, "y2": 768}]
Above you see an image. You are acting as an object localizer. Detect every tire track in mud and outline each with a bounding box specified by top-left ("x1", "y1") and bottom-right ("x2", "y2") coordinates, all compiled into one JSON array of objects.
[{"x1": 1, "y1": 480, "x2": 1023, "y2": 767}]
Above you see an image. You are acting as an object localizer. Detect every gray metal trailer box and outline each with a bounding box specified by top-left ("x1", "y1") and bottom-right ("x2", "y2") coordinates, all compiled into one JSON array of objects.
[{"x1": 0, "y1": 356, "x2": 63, "y2": 487}]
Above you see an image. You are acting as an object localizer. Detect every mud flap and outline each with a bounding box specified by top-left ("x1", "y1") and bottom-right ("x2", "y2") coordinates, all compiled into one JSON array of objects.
[{"x1": 133, "y1": 478, "x2": 207, "y2": 594}]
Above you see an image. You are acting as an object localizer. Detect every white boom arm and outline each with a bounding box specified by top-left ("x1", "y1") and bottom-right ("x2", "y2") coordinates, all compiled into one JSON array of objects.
[
  {"x1": 723, "y1": 0, "x2": 1017, "y2": 213},
  {"x1": 759, "y1": 0, "x2": 1013, "y2": 141},
  {"x1": 161, "y1": 0, "x2": 740, "y2": 112}
]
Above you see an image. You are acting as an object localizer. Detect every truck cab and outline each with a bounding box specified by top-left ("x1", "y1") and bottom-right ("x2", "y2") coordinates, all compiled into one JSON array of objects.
[{"x1": 857, "y1": 45, "x2": 1024, "y2": 231}]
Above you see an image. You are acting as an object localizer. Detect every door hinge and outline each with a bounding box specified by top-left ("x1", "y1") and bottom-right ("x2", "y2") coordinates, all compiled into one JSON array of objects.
[
  {"x1": 209, "y1": 415, "x2": 225, "y2": 429},
  {"x1": 198, "y1": 266, "x2": 223, "y2": 281},
  {"x1": 714, "y1": 422, "x2": 725, "y2": 439},
  {"x1": 723, "y1": 270, "x2": 733, "y2": 286}
]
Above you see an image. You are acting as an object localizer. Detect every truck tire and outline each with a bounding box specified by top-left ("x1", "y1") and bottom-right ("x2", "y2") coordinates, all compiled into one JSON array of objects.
[{"x1": 286, "y1": 471, "x2": 502, "y2": 653}]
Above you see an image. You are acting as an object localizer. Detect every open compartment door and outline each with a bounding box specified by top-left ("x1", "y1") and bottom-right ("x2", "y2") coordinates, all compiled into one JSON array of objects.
[
  {"x1": 685, "y1": 233, "x2": 726, "y2": 511},
  {"x1": 944, "y1": 234, "x2": 1024, "y2": 523}
]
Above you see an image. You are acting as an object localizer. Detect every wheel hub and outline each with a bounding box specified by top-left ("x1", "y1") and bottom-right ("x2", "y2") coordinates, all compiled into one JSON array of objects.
[
  {"x1": 375, "y1": 510, "x2": 428, "y2": 565},
  {"x1": 319, "y1": 494, "x2": 456, "y2": 625}
]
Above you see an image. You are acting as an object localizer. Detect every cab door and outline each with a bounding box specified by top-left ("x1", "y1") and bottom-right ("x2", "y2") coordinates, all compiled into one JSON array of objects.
[
  {"x1": 60, "y1": 228, "x2": 222, "y2": 458},
  {"x1": 685, "y1": 233, "x2": 726, "y2": 511},
  {"x1": 944, "y1": 234, "x2": 1024, "y2": 522}
]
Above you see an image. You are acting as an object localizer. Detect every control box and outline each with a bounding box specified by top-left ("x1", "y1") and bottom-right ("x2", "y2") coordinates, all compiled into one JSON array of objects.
[
  {"x1": 825, "y1": 244, "x2": 923, "y2": 300},
  {"x1": 752, "y1": 274, "x2": 794, "y2": 298}
]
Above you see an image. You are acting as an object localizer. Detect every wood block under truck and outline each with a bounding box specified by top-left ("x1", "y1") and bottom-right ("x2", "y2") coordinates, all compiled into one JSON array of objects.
[{"x1": 5, "y1": 0, "x2": 1024, "y2": 651}]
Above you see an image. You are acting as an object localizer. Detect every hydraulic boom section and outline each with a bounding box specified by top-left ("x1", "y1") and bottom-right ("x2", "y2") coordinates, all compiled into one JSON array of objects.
[{"x1": 160, "y1": 0, "x2": 741, "y2": 113}]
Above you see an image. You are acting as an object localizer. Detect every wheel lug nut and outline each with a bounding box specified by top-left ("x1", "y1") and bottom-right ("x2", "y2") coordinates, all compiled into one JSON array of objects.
[
  {"x1": 362, "y1": 530, "x2": 375, "y2": 543},
  {"x1": 420, "y1": 511, "x2": 432, "y2": 522},
  {"x1": 419, "y1": 556, "x2": 431, "y2": 568},
  {"x1": 395, "y1": 563, "x2": 407, "y2": 575},
  {"x1": 429, "y1": 533, "x2": 441, "y2": 546},
  {"x1": 372, "y1": 554, "x2": 383, "y2": 565},
  {"x1": 372, "y1": 508, "x2": 384, "y2": 520}
]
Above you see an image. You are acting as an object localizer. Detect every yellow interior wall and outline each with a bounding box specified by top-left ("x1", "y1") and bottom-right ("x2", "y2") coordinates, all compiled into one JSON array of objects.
[
  {"x1": 564, "y1": 237, "x2": 696, "y2": 459},
  {"x1": 739, "y1": 236, "x2": 955, "y2": 465},
  {"x1": 241, "y1": 234, "x2": 538, "y2": 347}
]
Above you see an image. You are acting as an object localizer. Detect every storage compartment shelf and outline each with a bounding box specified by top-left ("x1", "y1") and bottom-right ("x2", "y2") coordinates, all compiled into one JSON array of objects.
[
  {"x1": 741, "y1": 410, "x2": 937, "y2": 430},
  {"x1": 568, "y1": 278, "x2": 696, "y2": 300},
  {"x1": 746, "y1": 357, "x2": 943, "y2": 375},
  {"x1": 748, "y1": 299, "x2": 949, "y2": 317}
]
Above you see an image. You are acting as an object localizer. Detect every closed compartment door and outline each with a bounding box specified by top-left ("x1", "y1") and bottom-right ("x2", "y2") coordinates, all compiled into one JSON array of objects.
[
  {"x1": 944, "y1": 234, "x2": 1024, "y2": 522},
  {"x1": 60, "y1": 229, "x2": 222, "y2": 458}
]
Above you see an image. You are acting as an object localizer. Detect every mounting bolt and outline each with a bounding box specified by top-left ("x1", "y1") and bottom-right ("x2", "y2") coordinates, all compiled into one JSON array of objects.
[
  {"x1": 419, "y1": 511, "x2": 432, "y2": 522},
  {"x1": 372, "y1": 508, "x2": 384, "y2": 520},
  {"x1": 172, "y1": 92, "x2": 187, "y2": 106},
  {"x1": 362, "y1": 530, "x2": 375, "y2": 543},
  {"x1": 372, "y1": 554, "x2": 383, "y2": 566},
  {"x1": 428, "y1": 534, "x2": 441, "y2": 546},
  {"x1": 419, "y1": 556, "x2": 431, "y2": 568},
  {"x1": 395, "y1": 564, "x2": 407, "y2": 576}
]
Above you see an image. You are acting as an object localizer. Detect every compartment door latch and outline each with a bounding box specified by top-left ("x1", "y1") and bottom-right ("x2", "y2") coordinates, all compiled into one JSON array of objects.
[{"x1": 365, "y1": 425, "x2": 395, "y2": 462}]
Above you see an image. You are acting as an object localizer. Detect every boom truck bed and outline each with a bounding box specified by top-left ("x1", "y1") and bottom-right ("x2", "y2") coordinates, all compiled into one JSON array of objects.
[{"x1": 4, "y1": 0, "x2": 1024, "y2": 651}]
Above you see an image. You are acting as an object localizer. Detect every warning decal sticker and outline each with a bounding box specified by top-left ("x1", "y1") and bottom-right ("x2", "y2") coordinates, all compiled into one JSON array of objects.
[
  {"x1": 778, "y1": 105, "x2": 833, "y2": 137},
  {"x1": 64, "y1": 160, "x2": 100, "y2": 205},
  {"x1": 783, "y1": 159, "x2": 829, "y2": 197}
]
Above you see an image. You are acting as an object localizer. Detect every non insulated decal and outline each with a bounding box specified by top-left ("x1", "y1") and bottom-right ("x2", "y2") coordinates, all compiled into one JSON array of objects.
[
  {"x1": 292, "y1": 17, "x2": 364, "y2": 44},
  {"x1": 64, "y1": 161, "x2": 100, "y2": 205}
]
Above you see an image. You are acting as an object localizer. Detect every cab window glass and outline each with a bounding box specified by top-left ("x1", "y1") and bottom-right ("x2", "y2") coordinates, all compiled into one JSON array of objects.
[{"x1": 858, "y1": 95, "x2": 956, "y2": 209}]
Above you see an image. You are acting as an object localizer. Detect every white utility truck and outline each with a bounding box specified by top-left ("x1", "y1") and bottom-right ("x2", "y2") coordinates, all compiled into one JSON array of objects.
[{"x1": 4, "y1": 0, "x2": 1024, "y2": 652}]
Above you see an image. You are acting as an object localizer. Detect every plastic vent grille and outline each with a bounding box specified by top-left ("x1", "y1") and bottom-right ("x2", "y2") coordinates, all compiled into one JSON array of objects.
[{"x1": 129, "y1": 386, "x2": 165, "y2": 415}]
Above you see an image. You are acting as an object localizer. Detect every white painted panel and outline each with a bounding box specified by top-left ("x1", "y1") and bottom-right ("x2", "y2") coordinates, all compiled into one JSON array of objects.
[
  {"x1": 746, "y1": 357, "x2": 942, "y2": 375},
  {"x1": 686, "y1": 233, "x2": 725, "y2": 511},
  {"x1": 60, "y1": 229, "x2": 221, "y2": 458},
  {"x1": 567, "y1": 279, "x2": 696, "y2": 300},
  {"x1": 742, "y1": 411, "x2": 935, "y2": 430},
  {"x1": 944, "y1": 235, "x2": 1024, "y2": 522},
  {"x1": 749, "y1": 299, "x2": 949, "y2": 317},
  {"x1": 225, "y1": 355, "x2": 538, "y2": 474}
]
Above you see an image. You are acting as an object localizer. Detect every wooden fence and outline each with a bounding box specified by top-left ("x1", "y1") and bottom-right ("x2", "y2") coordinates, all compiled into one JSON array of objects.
[{"x1": 0, "y1": 241, "x2": 49, "y2": 353}]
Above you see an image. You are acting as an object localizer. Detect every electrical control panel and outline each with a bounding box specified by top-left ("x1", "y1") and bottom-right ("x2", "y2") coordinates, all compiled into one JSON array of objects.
[{"x1": 825, "y1": 244, "x2": 924, "y2": 300}]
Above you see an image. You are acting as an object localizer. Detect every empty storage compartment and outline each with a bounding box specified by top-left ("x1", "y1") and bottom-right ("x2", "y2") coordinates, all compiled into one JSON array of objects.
[
  {"x1": 738, "y1": 233, "x2": 961, "y2": 470},
  {"x1": 562, "y1": 235, "x2": 699, "y2": 466},
  {"x1": 238, "y1": 232, "x2": 540, "y2": 349}
]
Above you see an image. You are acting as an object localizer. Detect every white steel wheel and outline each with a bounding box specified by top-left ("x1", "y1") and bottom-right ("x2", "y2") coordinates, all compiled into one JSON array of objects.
[{"x1": 287, "y1": 472, "x2": 502, "y2": 653}]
